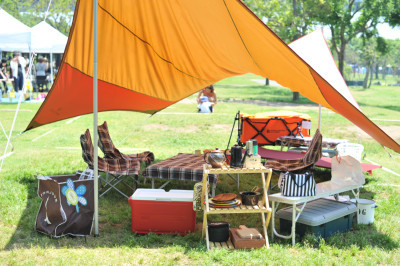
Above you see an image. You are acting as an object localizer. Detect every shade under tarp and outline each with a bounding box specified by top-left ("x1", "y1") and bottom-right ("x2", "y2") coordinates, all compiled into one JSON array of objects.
[{"x1": 25, "y1": 0, "x2": 400, "y2": 153}]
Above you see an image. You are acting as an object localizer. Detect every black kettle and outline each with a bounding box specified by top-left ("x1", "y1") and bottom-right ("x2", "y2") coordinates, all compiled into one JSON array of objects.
[{"x1": 229, "y1": 144, "x2": 243, "y2": 167}]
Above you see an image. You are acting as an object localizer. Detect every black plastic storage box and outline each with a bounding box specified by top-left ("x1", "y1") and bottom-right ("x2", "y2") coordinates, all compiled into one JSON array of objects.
[{"x1": 276, "y1": 198, "x2": 356, "y2": 239}]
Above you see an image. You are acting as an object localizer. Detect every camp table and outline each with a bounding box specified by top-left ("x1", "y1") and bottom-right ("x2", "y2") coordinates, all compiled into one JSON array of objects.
[
  {"x1": 269, "y1": 181, "x2": 361, "y2": 246},
  {"x1": 277, "y1": 136, "x2": 350, "y2": 150},
  {"x1": 142, "y1": 153, "x2": 218, "y2": 195},
  {"x1": 258, "y1": 147, "x2": 381, "y2": 174}
]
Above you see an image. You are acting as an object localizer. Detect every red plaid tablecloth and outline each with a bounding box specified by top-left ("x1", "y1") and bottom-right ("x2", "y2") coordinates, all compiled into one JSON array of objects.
[{"x1": 143, "y1": 153, "x2": 218, "y2": 184}]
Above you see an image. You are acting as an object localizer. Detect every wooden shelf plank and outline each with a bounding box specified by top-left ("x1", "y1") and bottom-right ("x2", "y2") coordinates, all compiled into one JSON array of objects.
[{"x1": 209, "y1": 240, "x2": 235, "y2": 250}]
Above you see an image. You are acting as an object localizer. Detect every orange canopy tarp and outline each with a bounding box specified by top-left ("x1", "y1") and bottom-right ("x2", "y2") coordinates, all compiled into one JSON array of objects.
[{"x1": 25, "y1": 0, "x2": 400, "y2": 153}]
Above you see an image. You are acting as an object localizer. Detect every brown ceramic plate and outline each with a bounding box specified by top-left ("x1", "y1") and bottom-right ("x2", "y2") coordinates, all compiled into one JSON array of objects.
[{"x1": 212, "y1": 193, "x2": 237, "y2": 202}]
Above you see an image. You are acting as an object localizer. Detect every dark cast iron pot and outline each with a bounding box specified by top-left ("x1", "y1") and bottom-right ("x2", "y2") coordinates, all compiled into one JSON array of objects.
[{"x1": 208, "y1": 222, "x2": 230, "y2": 242}]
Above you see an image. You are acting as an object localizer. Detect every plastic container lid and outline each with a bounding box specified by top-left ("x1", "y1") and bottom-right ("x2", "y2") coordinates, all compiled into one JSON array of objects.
[
  {"x1": 350, "y1": 198, "x2": 376, "y2": 205},
  {"x1": 276, "y1": 198, "x2": 356, "y2": 226},
  {"x1": 131, "y1": 189, "x2": 193, "y2": 202}
]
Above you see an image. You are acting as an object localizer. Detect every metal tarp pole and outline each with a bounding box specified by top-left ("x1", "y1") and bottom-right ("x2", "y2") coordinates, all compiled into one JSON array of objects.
[{"x1": 93, "y1": 0, "x2": 99, "y2": 236}]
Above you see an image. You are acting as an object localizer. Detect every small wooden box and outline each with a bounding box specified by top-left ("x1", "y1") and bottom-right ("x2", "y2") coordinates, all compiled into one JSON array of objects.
[{"x1": 229, "y1": 228, "x2": 266, "y2": 249}]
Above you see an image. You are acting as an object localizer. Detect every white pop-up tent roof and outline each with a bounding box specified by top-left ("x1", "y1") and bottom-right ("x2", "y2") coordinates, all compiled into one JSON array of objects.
[
  {"x1": 0, "y1": 9, "x2": 67, "y2": 54},
  {"x1": 0, "y1": 9, "x2": 31, "y2": 52},
  {"x1": 289, "y1": 29, "x2": 360, "y2": 111},
  {"x1": 30, "y1": 21, "x2": 68, "y2": 53}
]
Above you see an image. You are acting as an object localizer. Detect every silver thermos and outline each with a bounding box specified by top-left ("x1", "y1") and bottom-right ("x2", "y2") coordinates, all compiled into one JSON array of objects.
[{"x1": 246, "y1": 140, "x2": 253, "y2": 156}]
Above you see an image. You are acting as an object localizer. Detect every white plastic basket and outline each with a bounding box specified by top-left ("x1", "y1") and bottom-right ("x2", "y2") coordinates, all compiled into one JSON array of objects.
[{"x1": 336, "y1": 143, "x2": 364, "y2": 162}]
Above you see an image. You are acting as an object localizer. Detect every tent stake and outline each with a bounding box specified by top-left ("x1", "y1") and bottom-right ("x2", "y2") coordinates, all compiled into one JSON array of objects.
[{"x1": 93, "y1": 0, "x2": 99, "y2": 237}]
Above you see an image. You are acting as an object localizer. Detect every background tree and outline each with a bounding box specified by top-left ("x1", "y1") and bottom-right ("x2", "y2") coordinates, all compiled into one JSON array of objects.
[
  {"x1": 243, "y1": 0, "x2": 315, "y2": 101},
  {"x1": 386, "y1": 39, "x2": 400, "y2": 79},
  {"x1": 357, "y1": 37, "x2": 388, "y2": 88},
  {"x1": 303, "y1": 0, "x2": 389, "y2": 76},
  {"x1": 386, "y1": 0, "x2": 400, "y2": 26}
]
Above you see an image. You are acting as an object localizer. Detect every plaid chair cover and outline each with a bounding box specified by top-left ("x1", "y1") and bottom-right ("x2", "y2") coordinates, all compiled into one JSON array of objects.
[
  {"x1": 265, "y1": 129, "x2": 322, "y2": 172},
  {"x1": 80, "y1": 129, "x2": 141, "y2": 176},
  {"x1": 98, "y1": 121, "x2": 154, "y2": 166}
]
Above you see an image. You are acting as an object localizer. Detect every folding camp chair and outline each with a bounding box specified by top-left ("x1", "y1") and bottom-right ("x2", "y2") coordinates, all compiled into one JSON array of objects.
[
  {"x1": 80, "y1": 129, "x2": 141, "y2": 198},
  {"x1": 97, "y1": 121, "x2": 154, "y2": 166},
  {"x1": 265, "y1": 129, "x2": 322, "y2": 172}
]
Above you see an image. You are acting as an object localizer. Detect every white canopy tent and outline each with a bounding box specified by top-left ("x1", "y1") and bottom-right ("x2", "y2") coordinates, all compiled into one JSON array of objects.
[
  {"x1": 0, "y1": 9, "x2": 31, "y2": 52},
  {"x1": 0, "y1": 10, "x2": 67, "y2": 54},
  {"x1": 30, "y1": 21, "x2": 68, "y2": 54},
  {"x1": 30, "y1": 21, "x2": 68, "y2": 83}
]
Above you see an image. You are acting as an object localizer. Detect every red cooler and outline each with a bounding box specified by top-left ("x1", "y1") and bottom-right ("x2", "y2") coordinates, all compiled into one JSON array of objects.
[{"x1": 129, "y1": 189, "x2": 196, "y2": 235}]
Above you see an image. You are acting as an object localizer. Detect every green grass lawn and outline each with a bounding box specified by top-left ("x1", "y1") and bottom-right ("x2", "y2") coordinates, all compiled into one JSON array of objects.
[{"x1": 0, "y1": 74, "x2": 399, "y2": 264}]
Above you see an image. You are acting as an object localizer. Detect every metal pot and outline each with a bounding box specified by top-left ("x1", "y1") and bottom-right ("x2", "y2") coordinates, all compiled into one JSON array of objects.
[
  {"x1": 204, "y1": 148, "x2": 226, "y2": 168},
  {"x1": 240, "y1": 187, "x2": 261, "y2": 206},
  {"x1": 208, "y1": 222, "x2": 230, "y2": 242}
]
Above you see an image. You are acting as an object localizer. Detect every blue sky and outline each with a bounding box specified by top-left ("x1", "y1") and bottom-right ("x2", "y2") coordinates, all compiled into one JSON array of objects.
[{"x1": 376, "y1": 24, "x2": 400, "y2": 40}]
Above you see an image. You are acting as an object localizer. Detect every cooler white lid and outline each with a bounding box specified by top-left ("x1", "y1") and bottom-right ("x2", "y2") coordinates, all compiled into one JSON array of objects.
[{"x1": 132, "y1": 189, "x2": 193, "y2": 202}]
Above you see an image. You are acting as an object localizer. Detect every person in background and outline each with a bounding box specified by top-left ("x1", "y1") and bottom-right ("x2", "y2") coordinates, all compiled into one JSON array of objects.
[
  {"x1": 36, "y1": 57, "x2": 49, "y2": 92},
  {"x1": 198, "y1": 96, "x2": 214, "y2": 113},
  {"x1": 0, "y1": 58, "x2": 11, "y2": 93},
  {"x1": 10, "y1": 52, "x2": 27, "y2": 93},
  {"x1": 23, "y1": 56, "x2": 30, "y2": 73},
  {"x1": 197, "y1": 85, "x2": 217, "y2": 105}
]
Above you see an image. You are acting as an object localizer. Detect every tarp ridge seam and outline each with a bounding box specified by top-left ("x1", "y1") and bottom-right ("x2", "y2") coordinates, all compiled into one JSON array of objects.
[{"x1": 222, "y1": 0, "x2": 267, "y2": 77}]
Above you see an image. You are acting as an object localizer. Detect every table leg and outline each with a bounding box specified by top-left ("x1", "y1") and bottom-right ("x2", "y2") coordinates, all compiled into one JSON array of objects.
[
  {"x1": 261, "y1": 212, "x2": 269, "y2": 248},
  {"x1": 203, "y1": 211, "x2": 208, "y2": 242},
  {"x1": 357, "y1": 188, "x2": 359, "y2": 224},
  {"x1": 292, "y1": 204, "x2": 296, "y2": 246},
  {"x1": 271, "y1": 201, "x2": 275, "y2": 241}
]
